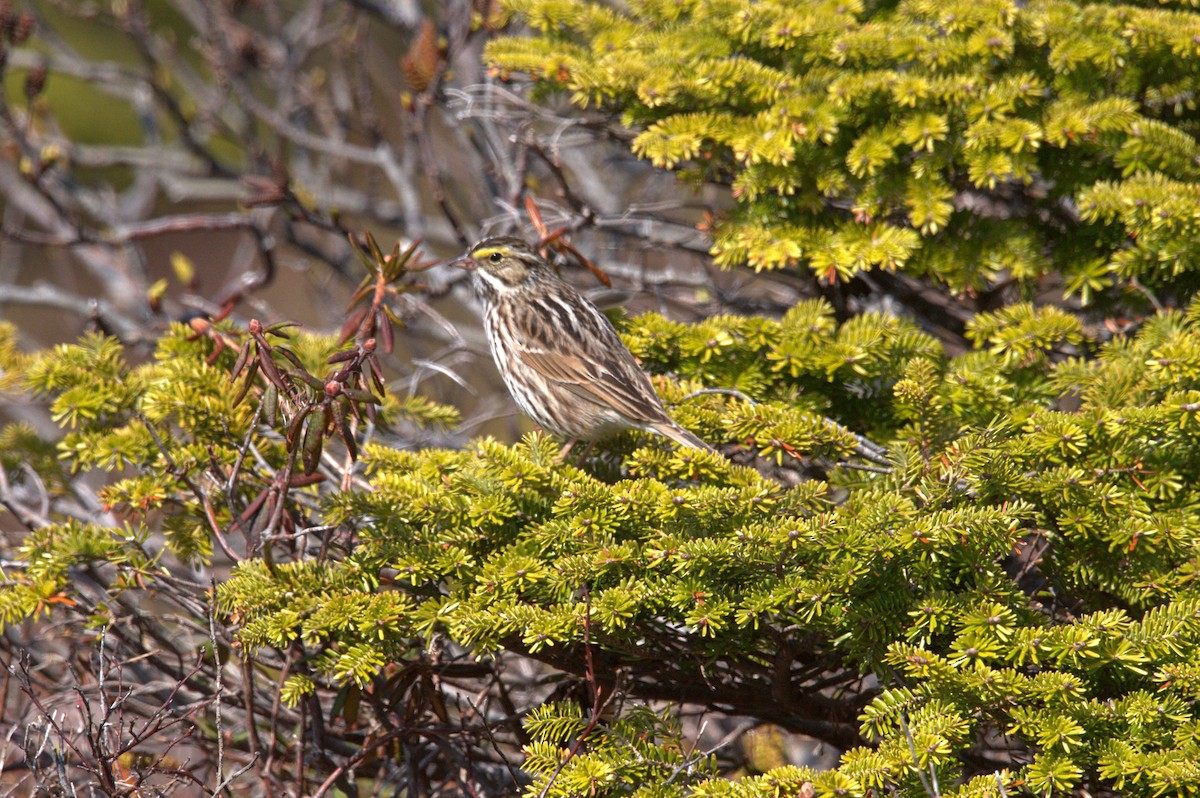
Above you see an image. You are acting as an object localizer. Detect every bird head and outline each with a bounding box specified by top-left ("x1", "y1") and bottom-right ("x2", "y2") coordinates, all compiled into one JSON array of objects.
[{"x1": 452, "y1": 237, "x2": 550, "y2": 297}]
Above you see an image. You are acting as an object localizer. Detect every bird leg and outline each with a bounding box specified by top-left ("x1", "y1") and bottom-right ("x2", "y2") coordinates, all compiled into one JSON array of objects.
[
  {"x1": 572, "y1": 439, "x2": 599, "y2": 467},
  {"x1": 556, "y1": 438, "x2": 598, "y2": 466},
  {"x1": 556, "y1": 438, "x2": 578, "y2": 464}
]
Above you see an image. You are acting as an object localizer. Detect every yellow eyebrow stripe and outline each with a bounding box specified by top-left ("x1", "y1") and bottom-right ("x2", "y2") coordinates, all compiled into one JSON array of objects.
[{"x1": 472, "y1": 247, "x2": 507, "y2": 259}]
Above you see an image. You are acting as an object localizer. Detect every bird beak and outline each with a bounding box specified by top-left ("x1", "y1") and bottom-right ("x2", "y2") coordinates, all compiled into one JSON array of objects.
[{"x1": 450, "y1": 255, "x2": 477, "y2": 271}]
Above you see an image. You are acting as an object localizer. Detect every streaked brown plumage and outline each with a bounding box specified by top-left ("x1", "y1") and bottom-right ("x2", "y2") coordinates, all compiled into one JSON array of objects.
[{"x1": 452, "y1": 236, "x2": 712, "y2": 451}]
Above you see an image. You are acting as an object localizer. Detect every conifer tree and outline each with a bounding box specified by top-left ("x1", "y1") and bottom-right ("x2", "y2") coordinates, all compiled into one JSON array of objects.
[
  {"x1": 5, "y1": 0, "x2": 1200, "y2": 796},
  {"x1": 489, "y1": 0, "x2": 1200, "y2": 308}
]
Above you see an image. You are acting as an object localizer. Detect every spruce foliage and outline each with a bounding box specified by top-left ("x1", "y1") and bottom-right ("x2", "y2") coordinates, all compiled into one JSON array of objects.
[
  {"x1": 6, "y1": 293, "x2": 1200, "y2": 794},
  {"x1": 488, "y1": 0, "x2": 1200, "y2": 302},
  {"x1": 7, "y1": 0, "x2": 1200, "y2": 795}
]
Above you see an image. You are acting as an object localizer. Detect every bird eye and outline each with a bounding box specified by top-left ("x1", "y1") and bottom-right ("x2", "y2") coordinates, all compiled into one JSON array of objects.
[{"x1": 489, "y1": 252, "x2": 503, "y2": 263}]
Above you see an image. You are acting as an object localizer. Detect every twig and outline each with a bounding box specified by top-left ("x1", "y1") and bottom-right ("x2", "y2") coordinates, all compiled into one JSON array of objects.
[
  {"x1": 680, "y1": 387, "x2": 757, "y2": 406},
  {"x1": 899, "y1": 715, "x2": 941, "y2": 798},
  {"x1": 534, "y1": 587, "x2": 614, "y2": 798},
  {"x1": 0, "y1": 282, "x2": 144, "y2": 341},
  {"x1": 309, "y1": 727, "x2": 412, "y2": 798},
  {"x1": 208, "y1": 580, "x2": 226, "y2": 798}
]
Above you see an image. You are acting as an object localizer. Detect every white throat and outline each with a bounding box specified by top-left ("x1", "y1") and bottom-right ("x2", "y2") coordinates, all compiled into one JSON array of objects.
[{"x1": 473, "y1": 268, "x2": 520, "y2": 299}]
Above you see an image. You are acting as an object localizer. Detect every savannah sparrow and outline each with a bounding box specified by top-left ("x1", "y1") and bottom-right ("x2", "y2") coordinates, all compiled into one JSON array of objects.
[{"x1": 452, "y1": 236, "x2": 712, "y2": 451}]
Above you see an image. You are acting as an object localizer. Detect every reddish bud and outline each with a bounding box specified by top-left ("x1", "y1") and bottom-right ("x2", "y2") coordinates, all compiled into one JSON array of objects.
[
  {"x1": 11, "y1": 12, "x2": 33, "y2": 45},
  {"x1": 23, "y1": 64, "x2": 46, "y2": 102}
]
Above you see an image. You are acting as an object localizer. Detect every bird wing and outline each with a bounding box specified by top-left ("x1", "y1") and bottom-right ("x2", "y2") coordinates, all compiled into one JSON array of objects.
[{"x1": 509, "y1": 291, "x2": 669, "y2": 425}]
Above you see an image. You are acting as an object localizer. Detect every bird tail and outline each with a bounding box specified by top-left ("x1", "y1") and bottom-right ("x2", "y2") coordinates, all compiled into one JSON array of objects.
[{"x1": 652, "y1": 421, "x2": 716, "y2": 452}]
